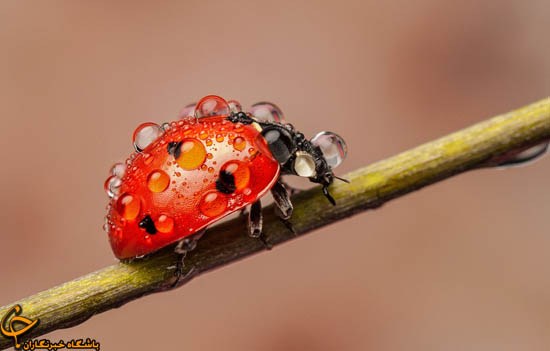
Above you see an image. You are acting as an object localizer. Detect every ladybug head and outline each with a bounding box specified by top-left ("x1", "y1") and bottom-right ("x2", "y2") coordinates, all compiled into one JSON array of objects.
[{"x1": 258, "y1": 122, "x2": 348, "y2": 205}]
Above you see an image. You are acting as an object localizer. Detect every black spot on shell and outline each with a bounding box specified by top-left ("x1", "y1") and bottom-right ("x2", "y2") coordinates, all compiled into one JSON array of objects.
[
  {"x1": 167, "y1": 141, "x2": 182, "y2": 159},
  {"x1": 139, "y1": 215, "x2": 157, "y2": 235},
  {"x1": 216, "y1": 170, "x2": 236, "y2": 194}
]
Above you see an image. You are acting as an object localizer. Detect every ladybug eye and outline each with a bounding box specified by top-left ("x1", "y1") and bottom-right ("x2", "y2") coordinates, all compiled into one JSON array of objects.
[
  {"x1": 311, "y1": 131, "x2": 347, "y2": 168},
  {"x1": 194, "y1": 95, "x2": 231, "y2": 118},
  {"x1": 259, "y1": 127, "x2": 295, "y2": 164},
  {"x1": 133, "y1": 122, "x2": 163, "y2": 152},
  {"x1": 249, "y1": 102, "x2": 286, "y2": 123}
]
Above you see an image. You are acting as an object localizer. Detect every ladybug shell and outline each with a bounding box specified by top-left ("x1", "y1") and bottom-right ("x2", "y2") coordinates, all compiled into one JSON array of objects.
[{"x1": 107, "y1": 116, "x2": 280, "y2": 259}]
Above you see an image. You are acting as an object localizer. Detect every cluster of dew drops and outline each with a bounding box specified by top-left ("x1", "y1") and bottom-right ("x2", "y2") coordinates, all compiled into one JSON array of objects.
[{"x1": 102, "y1": 96, "x2": 286, "y2": 234}]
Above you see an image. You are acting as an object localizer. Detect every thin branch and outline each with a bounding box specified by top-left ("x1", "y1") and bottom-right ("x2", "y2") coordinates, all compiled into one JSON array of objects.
[{"x1": 1, "y1": 98, "x2": 549, "y2": 349}]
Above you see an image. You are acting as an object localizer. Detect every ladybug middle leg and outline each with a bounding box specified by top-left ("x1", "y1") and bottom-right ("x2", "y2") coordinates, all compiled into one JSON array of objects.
[
  {"x1": 247, "y1": 199, "x2": 272, "y2": 249},
  {"x1": 171, "y1": 230, "x2": 204, "y2": 287}
]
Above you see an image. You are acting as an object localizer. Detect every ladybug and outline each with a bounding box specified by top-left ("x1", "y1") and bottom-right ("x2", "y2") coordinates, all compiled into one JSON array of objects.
[{"x1": 103, "y1": 95, "x2": 347, "y2": 272}]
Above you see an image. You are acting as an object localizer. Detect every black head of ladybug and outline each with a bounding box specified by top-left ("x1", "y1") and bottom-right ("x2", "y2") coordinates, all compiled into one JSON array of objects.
[{"x1": 228, "y1": 111, "x2": 348, "y2": 205}]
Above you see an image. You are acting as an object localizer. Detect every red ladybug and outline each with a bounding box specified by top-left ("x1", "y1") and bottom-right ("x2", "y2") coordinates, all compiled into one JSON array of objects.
[{"x1": 104, "y1": 95, "x2": 347, "y2": 265}]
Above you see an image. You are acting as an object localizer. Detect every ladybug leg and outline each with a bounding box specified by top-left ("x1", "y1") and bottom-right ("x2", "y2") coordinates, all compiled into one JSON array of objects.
[
  {"x1": 271, "y1": 180, "x2": 296, "y2": 234},
  {"x1": 248, "y1": 199, "x2": 272, "y2": 249},
  {"x1": 171, "y1": 230, "x2": 205, "y2": 287},
  {"x1": 248, "y1": 200, "x2": 263, "y2": 238}
]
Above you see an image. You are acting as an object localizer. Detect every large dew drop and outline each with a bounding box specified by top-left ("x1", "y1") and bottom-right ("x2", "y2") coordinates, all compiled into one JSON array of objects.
[
  {"x1": 133, "y1": 122, "x2": 163, "y2": 152},
  {"x1": 195, "y1": 95, "x2": 230, "y2": 118},
  {"x1": 175, "y1": 138, "x2": 207, "y2": 170},
  {"x1": 311, "y1": 131, "x2": 347, "y2": 168},
  {"x1": 249, "y1": 102, "x2": 285, "y2": 123}
]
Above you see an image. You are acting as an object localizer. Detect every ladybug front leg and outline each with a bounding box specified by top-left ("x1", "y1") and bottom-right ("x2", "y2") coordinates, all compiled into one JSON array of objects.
[{"x1": 271, "y1": 180, "x2": 296, "y2": 234}]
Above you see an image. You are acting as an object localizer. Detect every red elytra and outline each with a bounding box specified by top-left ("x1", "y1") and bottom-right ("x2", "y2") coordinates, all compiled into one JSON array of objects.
[{"x1": 106, "y1": 115, "x2": 280, "y2": 259}]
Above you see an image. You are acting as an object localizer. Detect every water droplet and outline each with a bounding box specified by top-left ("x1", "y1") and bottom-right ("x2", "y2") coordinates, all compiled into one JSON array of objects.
[
  {"x1": 233, "y1": 136, "x2": 246, "y2": 151},
  {"x1": 310, "y1": 131, "x2": 347, "y2": 168},
  {"x1": 495, "y1": 141, "x2": 549, "y2": 168},
  {"x1": 102, "y1": 222, "x2": 109, "y2": 232},
  {"x1": 143, "y1": 153, "x2": 153, "y2": 165},
  {"x1": 174, "y1": 138, "x2": 207, "y2": 170},
  {"x1": 208, "y1": 167, "x2": 214, "y2": 173},
  {"x1": 116, "y1": 193, "x2": 141, "y2": 220},
  {"x1": 243, "y1": 188, "x2": 252, "y2": 196},
  {"x1": 109, "y1": 163, "x2": 126, "y2": 178},
  {"x1": 206, "y1": 153, "x2": 213, "y2": 159},
  {"x1": 195, "y1": 95, "x2": 230, "y2": 118},
  {"x1": 199, "y1": 130, "x2": 208, "y2": 140},
  {"x1": 156, "y1": 214, "x2": 175, "y2": 233},
  {"x1": 234, "y1": 123, "x2": 244, "y2": 132},
  {"x1": 201, "y1": 164, "x2": 207, "y2": 171},
  {"x1": 161, "y1": 122, "x2": 170, "y2": 131},
  {"x1": 104, "y1": 175, "x2": 122, "y2": 198},
  {"x1": 178, "y1": 102, "x2": 196, "y2": 119},
  {"x1": 221, "y1": 160, "x2": 250, "y2": 191},
  {"x1": 147, "y1": 170, "x2": 170, "y2": 192},
  {"x1": 216, "y1": 134, "x2": 224, "y2": 142},
  {"x1": 228, "y1": 99, "x2": 242, "y2": 113},
  {"x1": 249, "y1": 102, "x2": 285, "y2": 123},
  {"x1": 199, "y1": 191, "x2": 227, "y2": 217},
  {"x1": 133, "y1": 122, "x2": 163, "y2": 152},
  {"x1": 205, "y1": 139, "x2": 213, "y2": 146}
]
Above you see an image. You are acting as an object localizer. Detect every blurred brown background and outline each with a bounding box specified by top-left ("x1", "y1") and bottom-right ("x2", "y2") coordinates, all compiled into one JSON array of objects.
[{"x1": 1, "y1": 0, "x2": 549, "y2": 350}]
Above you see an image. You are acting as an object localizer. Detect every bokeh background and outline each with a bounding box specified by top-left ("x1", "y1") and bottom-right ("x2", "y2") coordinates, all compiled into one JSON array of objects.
[{"x1": 1, "y1": 1, "x2": 549, "y2": 350}]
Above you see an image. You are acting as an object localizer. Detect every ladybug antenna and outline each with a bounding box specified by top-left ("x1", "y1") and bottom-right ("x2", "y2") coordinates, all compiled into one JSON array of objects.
[{"x1": 334, "y1": 175, "x2": 350, "y2": 183}]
